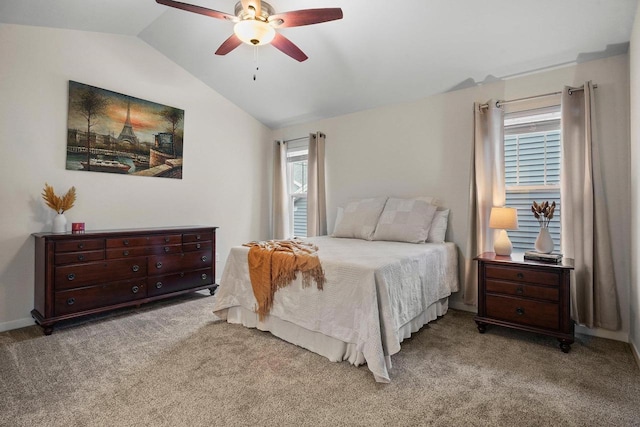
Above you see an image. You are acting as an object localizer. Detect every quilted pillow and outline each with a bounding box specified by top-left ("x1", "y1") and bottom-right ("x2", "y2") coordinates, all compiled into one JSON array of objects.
[
  {"x1": 426, "y1": 208, "x2": 450, "y2": 243},
  {"x1": 372, "y1": 198, "x2": 437, "y2": 243},
  {"x1": 332, "y1": 197, "x2": 388, "y2": 240}
]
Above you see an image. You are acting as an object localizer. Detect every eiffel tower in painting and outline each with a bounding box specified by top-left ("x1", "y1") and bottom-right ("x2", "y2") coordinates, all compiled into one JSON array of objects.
[{"x1": 117, "y1": 100, "x2": 139, "y2": 145}]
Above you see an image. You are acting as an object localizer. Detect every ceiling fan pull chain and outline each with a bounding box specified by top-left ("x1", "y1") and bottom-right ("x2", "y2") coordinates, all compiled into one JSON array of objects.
[{"x1": 253, "y1": 45, "x2": 259, "y2": 81}]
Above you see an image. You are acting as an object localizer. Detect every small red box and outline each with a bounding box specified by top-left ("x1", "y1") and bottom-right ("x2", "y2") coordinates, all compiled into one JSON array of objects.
[{"x1": 71, "y1": 222, "x2": 85, "y2": 233}]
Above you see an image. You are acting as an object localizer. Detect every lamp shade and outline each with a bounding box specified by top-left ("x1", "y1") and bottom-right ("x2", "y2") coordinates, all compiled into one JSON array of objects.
[
  {"x1": 234, "y1": 20, "x2": 276, "y2": 46},
  {"x1": 489, "y1": 207, "x2": 518, "y2": 230}
]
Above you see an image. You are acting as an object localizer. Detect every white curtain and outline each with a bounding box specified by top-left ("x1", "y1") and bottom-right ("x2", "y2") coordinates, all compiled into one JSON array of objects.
[
  {"x1": 272, "y1": 140, "x2": 290, "y2": 239},
  {"x1": 560, "y1": 82, "x2": 620, "y2": 330},
  {"x1": 464, "y1": 100, "x2": 505, "y2": 305},
  {"x1": 307, "y1": 132, "x2": 327, "y2": 236}
]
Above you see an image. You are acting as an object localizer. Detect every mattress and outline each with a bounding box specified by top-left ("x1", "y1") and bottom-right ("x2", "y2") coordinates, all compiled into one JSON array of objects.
[{"x1": 212, "y1": 236, "x2": 459, "y2": 382}]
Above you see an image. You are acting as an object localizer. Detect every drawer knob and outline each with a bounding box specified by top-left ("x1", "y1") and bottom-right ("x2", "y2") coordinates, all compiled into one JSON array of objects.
[
  {"x1": 156, "y1": 281, "x2": 163, "y2": 289},
  {"x1": 67, "y1": 273, "x2": 76, "y2": 281},
  {"x1": 517, "y1": 273, "x2": 524, "y2": 279},
  {"x1": 201, "y1": 273, "x2": 207, "y2": 280},
  {"x1": 196, "y1": 234, "x2": 201, "y2": 240},
  {"x1": 165, "y1": 237, "x2": 170, "y2": 243},
  {"x1": 131, "y1": 285, "x2": 139, "y2": 294},
  {"x1": 180, "y1": 272, "x2": 185, "y2": 277},
  {"x1": 156, "y1": 262, "x2": 163, "y2": 269},
  {"x1": 67, "y1": 297, "x2": 75, "y2": 305},
  {"x1": 164, "y1": 246, "x2": 170, "y2": 253},
  {"x1": 78, "y1": 243, "x2": 84, "y2": 249},
  {"x1": 132, "y1": 265, "x2": 140, "y2": 272},
  {"x1": 516, "y1": 307, "x2": 525, "y2": 316},
  {"x1": 123, "y1": 239, "x2": 129, "y2": 246},
  {"x1": 123, "y1": 250, "x2": 129, "y2": 256},
  {"x1": 516, "y1": 286, "x2": 524, "y2": 295},
  {"x1": 78, "y1": 255, "x2": 85, "y2": 261},
  {"x1": 201, "y1": 256, "x2": 208, "y2": 262},
  {"x1": 196, "y1": 243, "x2": 201, "y2": 249}
]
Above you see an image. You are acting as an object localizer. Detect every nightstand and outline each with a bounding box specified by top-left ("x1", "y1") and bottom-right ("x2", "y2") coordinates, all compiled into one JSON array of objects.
[{"x1": 474, "y1": 252, "x2": 575, "y2": 352}]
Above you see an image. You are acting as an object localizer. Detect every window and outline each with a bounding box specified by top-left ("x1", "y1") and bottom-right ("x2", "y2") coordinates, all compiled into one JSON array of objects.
[
  {"x1": 286, "y1": 140, "x2": 308, "y2": 237},
  {"x1": 504, "y1": 106, "x2": 561, "y2": 251}
]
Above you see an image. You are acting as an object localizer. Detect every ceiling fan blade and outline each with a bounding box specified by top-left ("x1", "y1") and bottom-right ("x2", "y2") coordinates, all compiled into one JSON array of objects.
[
  {"x1": 271, "y1": 33, "x2": 308, "y2": 62},
  {"x1": 215, "y1": 34, "x2": 243, "y2": 56},
  {"x1": 156, "y1": 0, "x2": 235, "y2": 21},
  {"x1": 268, "y1": 8, "x2": 343, "y2": 28},
  {"x1": 240, "y1": 0, "x2": 261, "y2": 17}
]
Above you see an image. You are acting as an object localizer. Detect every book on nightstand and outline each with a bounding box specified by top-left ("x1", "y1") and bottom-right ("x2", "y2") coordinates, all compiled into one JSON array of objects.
[{"x1": 524, "y1": 251, "x2": 563, "y2": 263}]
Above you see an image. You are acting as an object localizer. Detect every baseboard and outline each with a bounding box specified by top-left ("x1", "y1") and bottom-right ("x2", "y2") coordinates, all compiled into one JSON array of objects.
[
  {"x1": 631, "y1": 340, "x2": 640, "y2": 370},
  {"x1": 0, "y1": 317, "x2": 34, "y2": 333},
  {"x1": 448, "y1": 300, "x2": 476, "y2": 313},
  {"x1": 575, "y1": 325, "x2": 629, "y2": 342}
]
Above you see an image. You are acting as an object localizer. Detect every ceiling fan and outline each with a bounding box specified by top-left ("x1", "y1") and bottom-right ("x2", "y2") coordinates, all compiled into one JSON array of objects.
[{"x1": 156, "y1": 0, "x2": 343, "y2": 62}]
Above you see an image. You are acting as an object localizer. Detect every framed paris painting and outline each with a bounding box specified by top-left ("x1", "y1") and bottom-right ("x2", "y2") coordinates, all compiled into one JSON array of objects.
[{"x1": 66, "y1": 81, "x2": 184, "y2": 179}]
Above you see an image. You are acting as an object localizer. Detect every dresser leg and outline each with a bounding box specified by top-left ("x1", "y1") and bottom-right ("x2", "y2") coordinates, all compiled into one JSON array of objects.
[
  {"x1": 475, "y1": 321, "x2": 487, "y2": 334},
  {"x1": 43, "y1": 325, "x2": 54, "y2": 336},
  {"x1": 559, "y1": 339, "x2": 572, "y2": 353},
  {"x1": 209, "y1": 285, "x2": 218, "y2": 295}
]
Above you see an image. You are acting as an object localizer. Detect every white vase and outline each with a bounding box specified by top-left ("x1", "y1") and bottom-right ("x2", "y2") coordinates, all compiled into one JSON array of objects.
[
  {"x1": 534, "y1": 227, "x2": 554, "y2": 254},
  {"x1": 52, "y1": 213, "x2": 67, "y2": 233}
]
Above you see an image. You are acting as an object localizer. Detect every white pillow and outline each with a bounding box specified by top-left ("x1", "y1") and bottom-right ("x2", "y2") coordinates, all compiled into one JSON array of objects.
[
  {"x1": 426, "y1": 208, "x2": 450, "y2": 243},
  {"x1": 333, "y1": 207, "x2": 344, "y2": 235},
  {"x1": 372, "y1": 198, "x2": 437, "y2": 243},
  {"x1": 332, "y1": 197, "x2": 388, "y2": 240},
  {"x1": 414, "y1": 196, "x2": 437, "y2": 205}
]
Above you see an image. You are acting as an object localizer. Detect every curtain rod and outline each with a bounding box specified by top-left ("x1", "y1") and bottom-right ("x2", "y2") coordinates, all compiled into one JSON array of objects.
[
  {"x1": 283, "y1": 136, "x2": 308, "y2": 143},
  {"x1": 479, "y1": 84, "x2": 598, "y2": 110},
  {"x1": 281, "y1": 132, "x2": 326, "y2": 143}
]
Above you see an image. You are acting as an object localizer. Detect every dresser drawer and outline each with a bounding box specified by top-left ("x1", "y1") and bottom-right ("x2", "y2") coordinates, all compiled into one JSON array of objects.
[
  {"x1": 106, "y1": 236, "x2": 151, "y2": 248},
  {"x1": 54, "y1": 279, "x2": 146, "y2": 316},
  {"x1": 54, "y1": 257, "x2": 147, "y2": 290},
  {"x1": 106, "y1": 247, "x2": 148, "y2": 259},
  {"x1": 56, "y1": 239, "x2": 104, "y2": 253},
  {"x1": 485, "y1": 264, "x2": 560, "y2": 286},
  {"x1": 183, "y1": 241, "x2": 212, "y2": 252},
  {"x1": 105, "y1": 244, "x2": 182, "y2": 259},
  {"x1": 148, "y1": 250, "x2": 212, "y2": 276},
  {"x1": 55, "y1": 250, "x2": 104, "y2": 265},
  {"x1": 183, "y1": 232, "x2": 212, "y2": 243},
  {"x1": 486, "y1": 279, "x2": 559, "y2": 302},
  {"x1": 148, "y1": 268, "x2": 213, "y2": 297},
  {"x1": 486, "y1": 294, "x2": 559, "y2": 330}
]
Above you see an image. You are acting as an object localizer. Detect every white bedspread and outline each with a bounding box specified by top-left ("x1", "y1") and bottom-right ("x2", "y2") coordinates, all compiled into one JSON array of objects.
[{"x1": 212, "y1": 236, "x2": 459, "y2": 382}]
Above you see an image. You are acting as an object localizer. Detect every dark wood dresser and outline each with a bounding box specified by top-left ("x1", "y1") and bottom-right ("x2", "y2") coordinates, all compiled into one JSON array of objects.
[
  {"x1": 474, "y1": 252, "x2": 574, "y2": 352},
  {"x1": 32, "y1": 226, "x2": 217, "y2": 335}
]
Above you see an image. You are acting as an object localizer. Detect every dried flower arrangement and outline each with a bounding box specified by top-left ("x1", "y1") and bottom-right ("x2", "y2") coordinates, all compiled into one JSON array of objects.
[
  {"x1": 531, "y1": 200, "x2": 555, "y2": 228},
  {"x1": 42, "y1": 183, "x2": 76, "y2": 214}
]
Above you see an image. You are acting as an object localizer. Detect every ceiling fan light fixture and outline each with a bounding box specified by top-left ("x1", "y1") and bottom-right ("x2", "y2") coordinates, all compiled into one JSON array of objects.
[{"x1": 234, "y1": 19, "x2": 275, "y2": 46}]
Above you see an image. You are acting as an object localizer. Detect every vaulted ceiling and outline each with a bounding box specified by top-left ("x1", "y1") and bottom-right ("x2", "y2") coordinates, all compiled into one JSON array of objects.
[{"x1": 1, "y1": 0, "x2": 637, "y2": 128}]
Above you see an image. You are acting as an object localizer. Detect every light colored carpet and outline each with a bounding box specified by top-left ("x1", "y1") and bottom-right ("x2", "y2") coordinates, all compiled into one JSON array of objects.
[{"x1": 1, "y1": 292, "x2": 639, "y2": 426}]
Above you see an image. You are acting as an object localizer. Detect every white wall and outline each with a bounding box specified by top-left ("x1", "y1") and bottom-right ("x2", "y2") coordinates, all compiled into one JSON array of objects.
[
  {"x1": 629, "y1": 4, "x2": 640, "y2": 361},
  {"x1": 274, "y1": 55, "x2": 631, "y2": 341},
  {"x1": 0, "y1": 24, "x2": 272, "y2": 331}
]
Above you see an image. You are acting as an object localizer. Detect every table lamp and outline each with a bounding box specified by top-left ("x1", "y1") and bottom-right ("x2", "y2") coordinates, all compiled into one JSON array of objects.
[{"x1": 489, "y1": 207, "x2": 519, "y2": 256}]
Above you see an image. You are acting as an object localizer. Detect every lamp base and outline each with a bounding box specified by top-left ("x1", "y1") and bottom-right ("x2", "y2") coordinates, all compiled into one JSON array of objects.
[{"x1": 494, "y1": 229, "x2": 513, "y2": 256}]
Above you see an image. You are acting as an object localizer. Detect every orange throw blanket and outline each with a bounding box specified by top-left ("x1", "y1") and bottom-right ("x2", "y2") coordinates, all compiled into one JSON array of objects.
[{"x1": 243, "y1": 240, "x2": 325, "y2": 320}]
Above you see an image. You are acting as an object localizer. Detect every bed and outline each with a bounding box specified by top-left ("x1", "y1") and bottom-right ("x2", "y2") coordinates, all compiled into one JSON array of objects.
[{"x1": 212, "y1": 235, "x2": 459, "y2": 383}]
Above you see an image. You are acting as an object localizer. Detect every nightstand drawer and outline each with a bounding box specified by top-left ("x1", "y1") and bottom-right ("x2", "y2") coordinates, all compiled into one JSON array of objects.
[
  {"x1": 486, "y1": 294, "x2": 559, "y2": 330},
  {"x1": 485, "y1": 264, "x2": 560, "y2": 286},
  {"x1": 486, "y1": 279, "x2": 559, "y2": 302}
]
